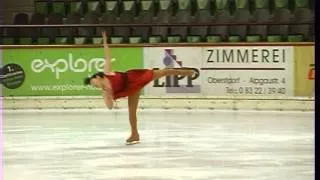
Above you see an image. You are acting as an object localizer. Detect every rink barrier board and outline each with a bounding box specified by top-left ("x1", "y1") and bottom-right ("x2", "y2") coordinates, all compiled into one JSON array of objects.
[
  {"x1": 0, "y1": 43, "x2": 314, "y2": 110},
  {"x1": 1, "y1": 43, "x2": 314, "y2": 97},
  {"x1": 2, "y1": 96, "x2": 314, "y2": 111}
]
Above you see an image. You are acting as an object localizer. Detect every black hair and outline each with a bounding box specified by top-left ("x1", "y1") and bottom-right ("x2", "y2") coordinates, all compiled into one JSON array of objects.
[
  {"x1": 83, "y1": 72, "x2": 106, "y2": 85},
  {"x1": 83, "y1": 77, "x2": 91, "y2": 85}
]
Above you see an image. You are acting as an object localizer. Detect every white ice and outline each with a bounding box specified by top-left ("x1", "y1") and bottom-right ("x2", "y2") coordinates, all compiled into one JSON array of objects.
[{"x1": 3, "y1": 109, "x2": 314, "y2": 180}]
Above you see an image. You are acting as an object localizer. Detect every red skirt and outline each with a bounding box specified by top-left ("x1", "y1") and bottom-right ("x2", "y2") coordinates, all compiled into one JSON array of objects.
[{"x1": 113, "y1": 69, "x2": 154, "y2": 99}]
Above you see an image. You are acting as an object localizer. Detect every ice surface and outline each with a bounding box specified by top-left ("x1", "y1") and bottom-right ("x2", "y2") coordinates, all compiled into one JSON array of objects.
[{"x1": 3, "y1": 109, "x2": 314, "y2": 180}]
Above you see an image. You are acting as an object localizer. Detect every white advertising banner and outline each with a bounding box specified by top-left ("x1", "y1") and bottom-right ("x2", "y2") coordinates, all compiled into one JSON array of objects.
[
  {"x1": 202, "y1": 46, "x2": 294, "y2": 96},
  {"x1": 144, "y1": 46, "x2": 294, "y2": 97}
]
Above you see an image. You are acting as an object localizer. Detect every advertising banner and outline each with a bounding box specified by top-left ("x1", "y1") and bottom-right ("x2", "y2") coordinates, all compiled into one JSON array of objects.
[
  {"x1": 143, "y1": 47, "x2": 202, "y2": 96},
  {"x1": 202, "y1": 46, "x2": 294, "y2": 96},
  {"x1": 294, "y1": 46, "x2": 314, "y2": 97},
  {"x1": 2, "y1": 48, "x2": 143, "y2": 96},
  {"x1": 144, "y1": 46, "x2": 294, "y2": 97},
  {"x1": 1, "y1": 45, "x2": 313, "y2": 98}
]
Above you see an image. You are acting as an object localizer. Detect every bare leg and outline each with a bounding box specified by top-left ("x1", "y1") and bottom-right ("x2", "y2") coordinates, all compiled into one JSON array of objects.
[
  {"x1": 126, "y1": 91, "x2": 140, "y2": 144},
  {"x1": 152, "y1": 68, "x2": 194, "y2": 80},
  {"x1": 125, "y1": 68, "x2": 194, "y2": 144}
]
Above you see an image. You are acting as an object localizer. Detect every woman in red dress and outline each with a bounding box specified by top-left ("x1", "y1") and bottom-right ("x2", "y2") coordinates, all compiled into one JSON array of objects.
[{"x1": 84, "y1": 31, "x2": 195, "y2": 145}]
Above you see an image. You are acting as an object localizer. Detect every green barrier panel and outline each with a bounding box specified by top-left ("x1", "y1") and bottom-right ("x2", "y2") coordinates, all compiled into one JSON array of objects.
[{"x1": 2, "y1": 47, "x2": 143, "y2": 96}]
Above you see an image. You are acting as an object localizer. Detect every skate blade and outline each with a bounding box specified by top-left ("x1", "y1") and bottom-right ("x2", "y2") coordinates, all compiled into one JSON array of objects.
[{"x1": 125, "y1": 141, "x2": 140, "y2": 145}]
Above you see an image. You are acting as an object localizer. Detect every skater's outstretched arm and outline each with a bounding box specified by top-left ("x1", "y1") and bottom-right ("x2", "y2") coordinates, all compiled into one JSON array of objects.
[{"x1": 102, "y1": 31, "x2": 112, "y2": 73}]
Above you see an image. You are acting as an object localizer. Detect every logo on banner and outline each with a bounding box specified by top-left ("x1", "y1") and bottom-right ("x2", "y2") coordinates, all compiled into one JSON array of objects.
[
  {"x1": 31, "y1": 53, "x2": 117, "y2": 79},
  {"x1": 152, "y1": 49, "x2": 200, "y2": 93},
  {"x1": 0, "y1": 63, "x2": 26, "y2": 89},
  {"x1": 307, "y1": 64, "x2": 314, "y2": 80}
]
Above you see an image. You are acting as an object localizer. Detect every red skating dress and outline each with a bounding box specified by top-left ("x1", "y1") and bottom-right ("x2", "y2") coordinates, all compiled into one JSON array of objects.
[{"x1": 104, "y1": 69, "x2": 154, "y2": 100}]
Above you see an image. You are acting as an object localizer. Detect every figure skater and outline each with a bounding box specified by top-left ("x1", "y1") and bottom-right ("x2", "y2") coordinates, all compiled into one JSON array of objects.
[{"x1": 84, "y1": 31, "x2": 195, "y2": 145}]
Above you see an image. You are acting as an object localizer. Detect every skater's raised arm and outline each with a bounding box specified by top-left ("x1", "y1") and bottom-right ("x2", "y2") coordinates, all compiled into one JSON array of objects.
[{"x1": 102, "y1": 31, "x2": 112, "y2": 73}]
